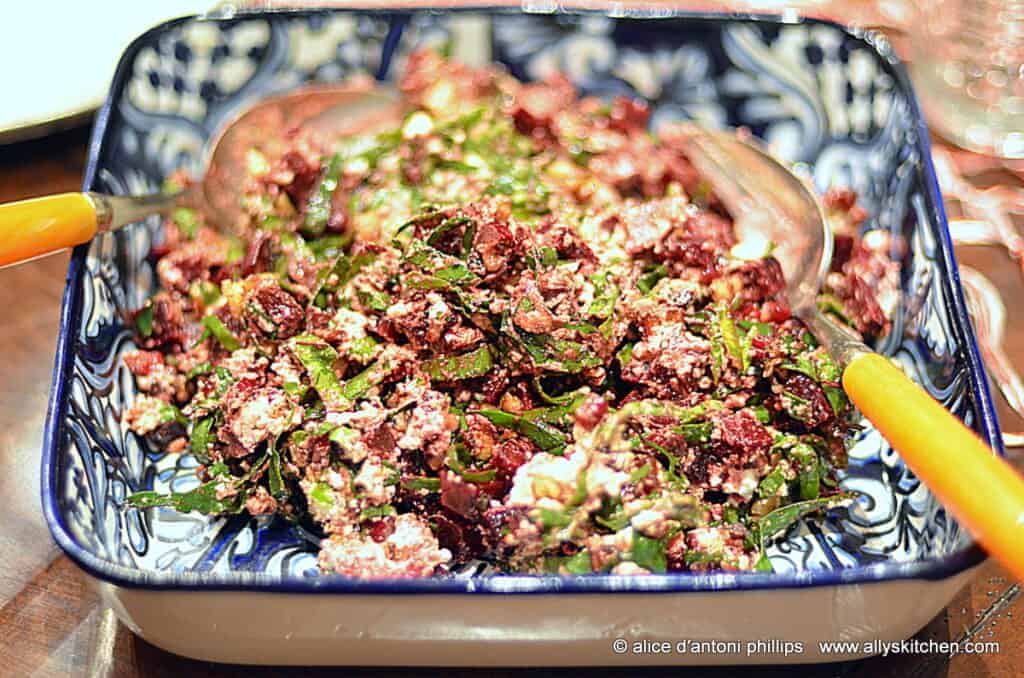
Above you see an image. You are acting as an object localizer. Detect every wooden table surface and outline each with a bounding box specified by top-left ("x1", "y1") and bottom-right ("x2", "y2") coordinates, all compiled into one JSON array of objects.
[{"x1": 1, "y1": 123, "x2": 1022, "y2": 678}]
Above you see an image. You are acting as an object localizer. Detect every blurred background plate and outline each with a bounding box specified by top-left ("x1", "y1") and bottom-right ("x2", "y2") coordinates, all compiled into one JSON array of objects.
[{"x1": 0, "y1": 1, "x2": 209, "y2": 144}]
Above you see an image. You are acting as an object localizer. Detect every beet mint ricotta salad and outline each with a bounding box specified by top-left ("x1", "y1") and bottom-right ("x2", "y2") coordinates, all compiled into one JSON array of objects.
[{"x1": 123, "y1": 51, "x2": 899, "y2": 578}]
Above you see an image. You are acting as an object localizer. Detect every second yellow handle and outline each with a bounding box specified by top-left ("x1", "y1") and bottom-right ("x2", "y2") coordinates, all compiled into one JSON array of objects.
[
  {"x1": 0, "y1": 193, "x2": 98, "y2": 267},
  {"x1": 844, "y1": 352, "x2": 1024, "y2": 581}
]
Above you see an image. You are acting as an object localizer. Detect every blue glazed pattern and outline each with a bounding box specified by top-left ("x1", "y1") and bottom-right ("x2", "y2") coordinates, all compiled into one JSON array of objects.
[{"x1": 43, "y1": 8, "x2": 999, "y2": 592}]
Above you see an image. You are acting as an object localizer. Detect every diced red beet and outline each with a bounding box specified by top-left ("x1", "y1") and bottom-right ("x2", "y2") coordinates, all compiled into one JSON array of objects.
[
  {"x1": 148, "y1": 241, "x2": 175, "y2": 261},
  {"x1": 718, "y1": 410, "x2": 772, "y2": 455},
  {"x1": 573, "y1": 393, "x2": 608, "y2": 432},
  {"x1": 279, "y1": 149, "x2": 321, "y2": 206},
  {"x1": 760, "y1": 299, "x2": 791, "y2": 324},
  {"x1": 363, "y1": 424, "x2": 398, "y2": 457},
  {"x1": 511, "y1": 73, "x2": 575, "y2": 141},
  {"x1": 665, "y1": 531, "x2": 689, "y2": 572},
  {"x1": 246, "y1": 277, "x2": 305, "y2": 339},
  {"x1": 536, "y1": 219, "x2": 597, "y2": 263},
  {"x1": 430, "y1": 512, "x2": 466, "y2": 558},
  {"x1": 837, "y1": 276, "x2": 888, "y2": 337},
  {"x1": 473, "y1": 476, "x2": 509, "y2": 500},
  {"x1": 608, "y1": 96, "x2": 650, "y2": 134},
  {"x1": 440, "y1": 469, "x2": 480, "y2": 519},
  {"x1": 472, "y1": 213, "x2": 518, "y2": 276},
  {"x1": 430, "y1": 510, "x2": 488, "y2": 564},
  {"x1": 292, "y1": 434, "x2": 331, "y2": 471},
  {"x1": 239, "y1": 232, "x2": 275, "y2": 277},
  {"x1": 781, "y1": 374, "x2": 835, "y2": 428},
  {"x1": 724, "y1": 258, "x2": 786, "y2": 302},
  {"x1": 479, "y1": 368, "x2": 510, "y2": 406},
  {"x1": 822, "y1": 187, "x2": 858, "y2": 212},
  {"x1": 660, "y1": 235, "x2": 719, "y2": 270},
  {"x1": 831, "y1": 234, "x2": 855, "y2": 273},
  {"x1": 492, "y1": 438, "x2": 535, "y2": 480},
  {"x1": 823, "y1": 187, "x2": 868, "y2": 226},
  {"x1": 366, "y1": 516, "x2": 396, "y2": 543},
  {"x1": 123, "y1": 350, "x2": 164, "y2": 377},
  {"x1": 155, "y1": 234, "x2": 227, "y2": 294}
]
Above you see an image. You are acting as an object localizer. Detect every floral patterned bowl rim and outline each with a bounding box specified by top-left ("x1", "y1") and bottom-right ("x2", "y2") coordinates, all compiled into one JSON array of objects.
[{"x1": 40, "y1": 5, "x2": 1001, "y2": 595}]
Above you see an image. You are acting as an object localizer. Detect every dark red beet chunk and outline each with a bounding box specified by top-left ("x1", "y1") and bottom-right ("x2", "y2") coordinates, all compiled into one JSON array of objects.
[
  {"x1": 366, "y1": 516, "x2": 396, "y2": 543},
  {"x1": 837, "y1": 276, "x2": 888, "y2": 337},
  {"x1": 760, "y1": 299, "x2": 791, "y2": 324},
  {"x1": 239, "y1": 231, "x2": 275, "y2": 277},
  {"x1": 493, "y1": 438, "x2": 535, "y2": 480},
  {"x1": 431, "y1": 512, "x2": 468, "y2": 560},
  {"x1": 536, "y1": 219, "x2": 597, "y2": 263},
  {"x1": 831, "y1": 234, "x2": 855, "y2": 272},
  {"x1": 573, "y1": 394, "x2": 608, "y2": 432},
  {"x1": 472, "y1": 214, "x2": 519, "y2": 276},
  {"x1": 440, "y1": 470, "x2": 480, "y2": 519},
  {"x1": 823, "y1": 187, "x2": 858, "y2": 212},
  {"x1": 726, "y1": 258, "x2": 786, "y2": 302},
  {"x1": 511, "y1": 74, "x2": 575, "y2": 141},
  {"x1": 665, "y1": 531, "x2": 689, "y2": 572},
  {"x1": 123, "y1": 350, "x2": 164, "y2": 377},
  {"x1": 781, "y1": 374, "x2": 834, "y2": 428},
  {"x1": 479, "y1": 368, "x2": 510, "y2": 405},
  {"x1": 135, "y1": 294, "x2": 190, "y2": 351},
  {"x1": 246, "y1": 278, "x2": 305, "y2": 339},
  {"x1": 433, "y1": 511, "x2": 489, "y2": 564},
  {"x1": 363, "y1": 424, "x2": 398, "y2": 457},
  {"x1": 608, "y1": 96, "x2": 650, "y2": 134},
  {"x1": 718, "y1": 410, "x2": 772, "y2": 456},
  {"x1": 279, "y1": 149, "x2": 321, "y2": 206}
]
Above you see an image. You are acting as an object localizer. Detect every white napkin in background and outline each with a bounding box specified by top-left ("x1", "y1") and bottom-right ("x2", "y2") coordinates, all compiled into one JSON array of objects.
[{"x1": 1, "y1": 1, "x2": 209, "y2": 136}]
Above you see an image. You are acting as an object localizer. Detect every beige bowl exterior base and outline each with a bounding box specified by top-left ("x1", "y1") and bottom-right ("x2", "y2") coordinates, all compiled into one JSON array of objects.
[{"x1": 94, "y1": 567, "x2": 975, "y2": 666}]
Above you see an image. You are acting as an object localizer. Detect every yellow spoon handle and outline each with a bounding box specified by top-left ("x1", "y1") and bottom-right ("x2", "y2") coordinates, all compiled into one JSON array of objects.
[
  {"x1": 0, "y1": 193, "x2": 99, "y2": 267},
  {"x1": 844, "y1": 352, "x2": 1024, "y2": 580}
]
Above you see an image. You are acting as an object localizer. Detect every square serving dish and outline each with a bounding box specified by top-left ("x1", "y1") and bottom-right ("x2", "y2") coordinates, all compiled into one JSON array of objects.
[{"x1": 42, "y1": 6, "x2": 1002, "y2": 666}]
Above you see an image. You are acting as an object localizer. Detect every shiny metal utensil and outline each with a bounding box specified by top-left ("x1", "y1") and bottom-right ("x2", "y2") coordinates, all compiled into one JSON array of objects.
[
  {"x1": 0, "y1": 82, "x2": 403, "y2": 268},
  {"x1": 961, "y1": 266, "x2": 1024, "y2": 449},
  {"x1": 673, "y1": 123, "x2": 1024, "y2": 581}
]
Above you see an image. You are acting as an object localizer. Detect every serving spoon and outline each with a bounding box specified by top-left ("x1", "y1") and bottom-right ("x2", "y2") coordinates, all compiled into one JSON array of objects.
[
  {"x1": 674, "y1": 125, "x2": 1024, "y2": 581},
  {"x1": 0, "y1": 82, "x2": 403, "y2": 268}
]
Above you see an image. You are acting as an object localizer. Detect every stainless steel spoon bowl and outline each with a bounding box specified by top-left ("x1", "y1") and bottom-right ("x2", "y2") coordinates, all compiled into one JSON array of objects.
[
  {"x1": 0, "y1": 81, "x2": 404, "y2": 267},
  {"x1": 200, "y1": 82, "x2": 404, "y2": 227},
  {"x1": 666, "y1": 125, "x2": 845, "y2": 353}
]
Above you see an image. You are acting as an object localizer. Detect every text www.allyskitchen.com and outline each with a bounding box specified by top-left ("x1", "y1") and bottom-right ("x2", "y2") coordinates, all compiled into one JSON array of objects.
[{"x1": 610, "y1": 638, "x2": 1001, "y2": 658}]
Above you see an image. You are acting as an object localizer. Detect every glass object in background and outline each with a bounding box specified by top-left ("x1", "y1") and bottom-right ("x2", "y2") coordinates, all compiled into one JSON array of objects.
[{"x1": 911, "y1": 0, "x2": 1024, "y2": 158}]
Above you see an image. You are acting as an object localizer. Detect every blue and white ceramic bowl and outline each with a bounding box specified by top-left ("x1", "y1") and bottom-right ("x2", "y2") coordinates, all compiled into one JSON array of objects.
[{"x1": 42, "y1": 6, "x2": 1000, "y2": 666}]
